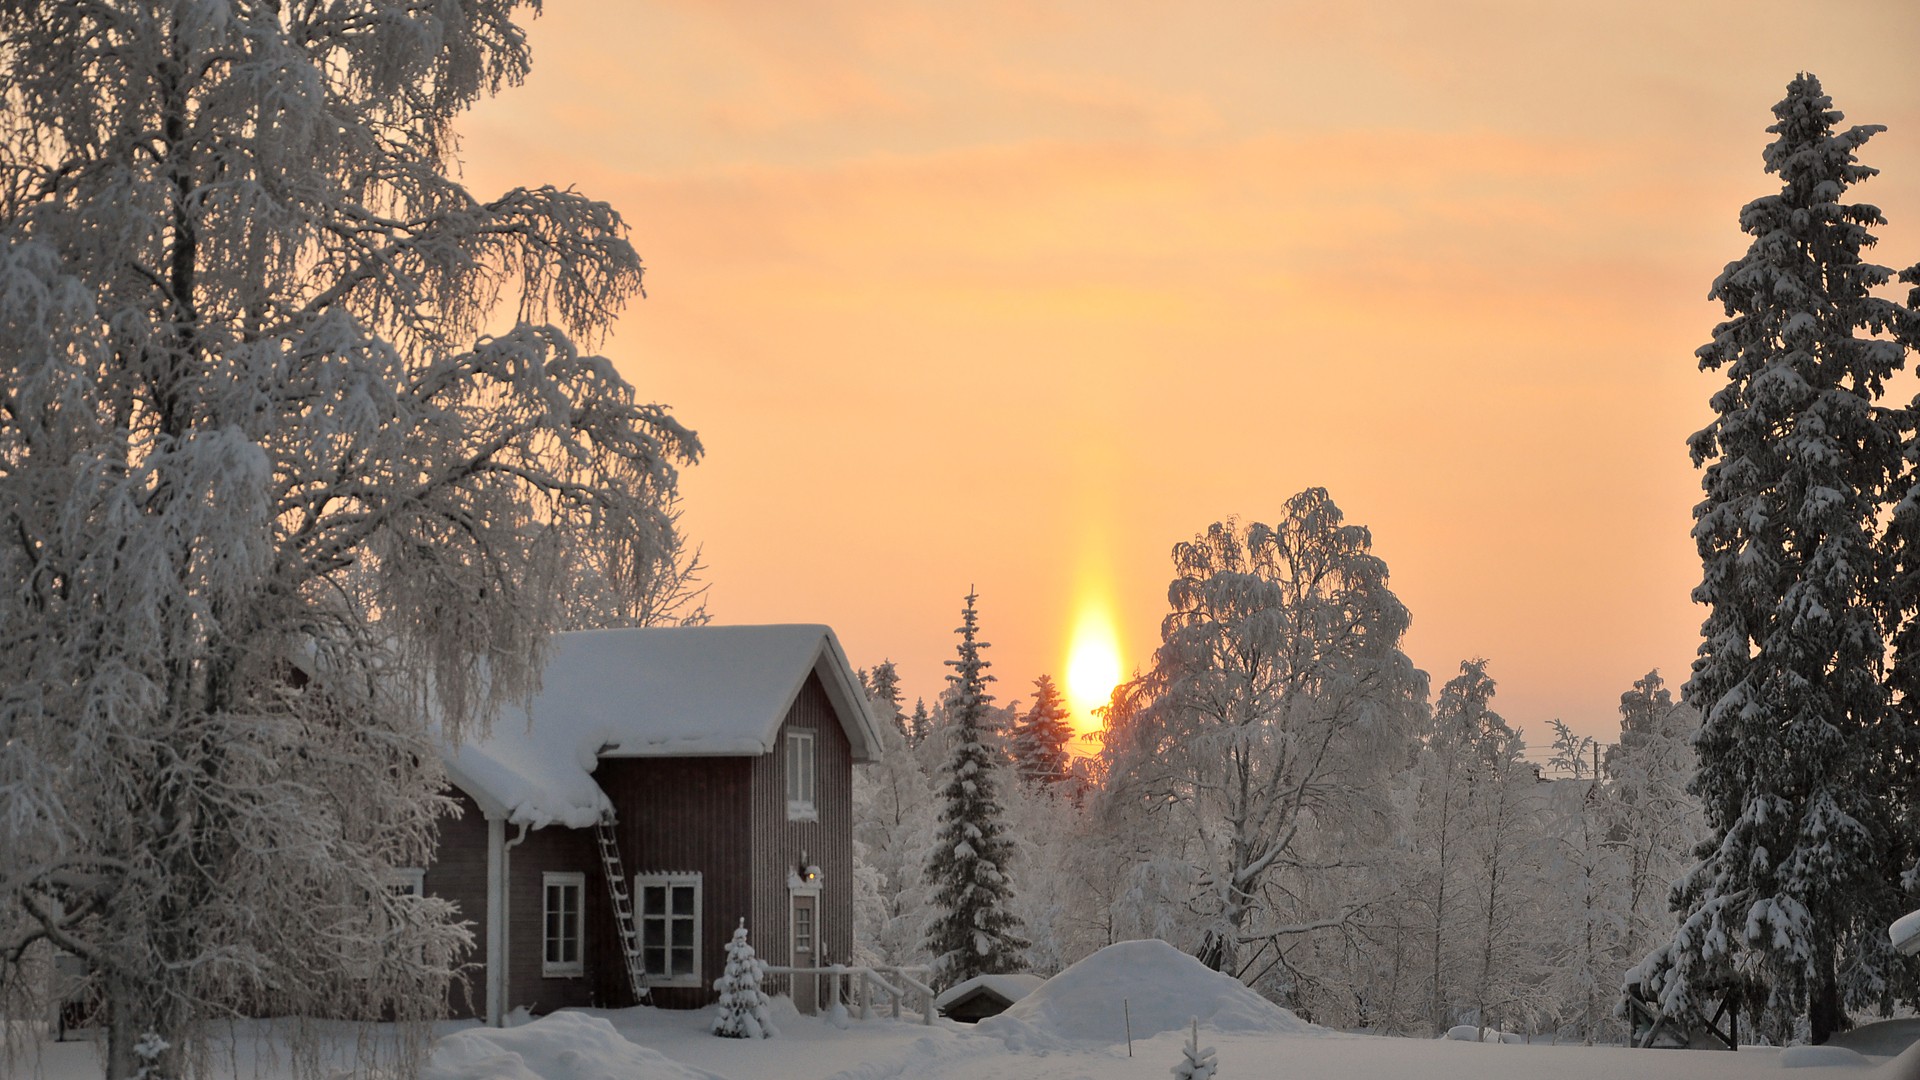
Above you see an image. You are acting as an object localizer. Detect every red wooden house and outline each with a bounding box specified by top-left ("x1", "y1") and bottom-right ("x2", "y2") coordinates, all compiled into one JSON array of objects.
[{"x1": 419, "y1": 624, "x2": 883, "y2": 1024}]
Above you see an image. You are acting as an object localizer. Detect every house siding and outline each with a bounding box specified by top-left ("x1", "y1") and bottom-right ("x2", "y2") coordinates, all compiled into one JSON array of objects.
[
  {"x1": 430, "y1": 666, "x2": 862, "y2": 1018},
  {"x1": 752, "y1": 671, "x2": 855, "y2": 1006},
  {"x1": 424, "y1": 790, "x2": 490, "y2": 1020},
  {"x1": 599, "y1": 756, "x2": 755, "y2": 1010},
  {"x1": 504, "y1": 823, "x2": 602, "y2": 1015}
]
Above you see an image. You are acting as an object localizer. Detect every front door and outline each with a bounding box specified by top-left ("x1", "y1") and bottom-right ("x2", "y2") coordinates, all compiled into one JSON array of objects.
[{"x1": 791, "y1": 893, "x2": 818, "y2": 1014}]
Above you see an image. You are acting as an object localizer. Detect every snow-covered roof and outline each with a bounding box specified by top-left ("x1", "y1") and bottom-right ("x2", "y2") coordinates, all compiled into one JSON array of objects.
[
  {"x1": 442, "y1": 624, "x2": 883, "y2": 829},
  {"x1": 1895, "y1": 909, "x2": 1920, "y2": 957},
  {"x1": 934, "y1": 973, "x2": 1045, "y2": 1011}
]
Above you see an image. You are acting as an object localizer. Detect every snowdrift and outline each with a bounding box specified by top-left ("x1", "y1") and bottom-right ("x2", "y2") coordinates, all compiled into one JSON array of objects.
[
  {"x1": 423, "y1": 1012, "x2": 725, "y2": 1080},
  {"x1": 976, "y1": 939, "x2": 1316, "y2": 1051}
]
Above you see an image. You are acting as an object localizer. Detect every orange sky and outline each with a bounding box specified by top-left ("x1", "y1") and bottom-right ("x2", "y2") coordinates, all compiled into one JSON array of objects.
[{"x1": 458, "y1": 1, "x2": 1920, "y2": 746}]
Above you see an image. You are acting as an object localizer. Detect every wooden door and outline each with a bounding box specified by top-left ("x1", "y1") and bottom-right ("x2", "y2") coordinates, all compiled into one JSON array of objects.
[{"x1": 791, "y1": 893, "x2": 818, "y2": 1013}]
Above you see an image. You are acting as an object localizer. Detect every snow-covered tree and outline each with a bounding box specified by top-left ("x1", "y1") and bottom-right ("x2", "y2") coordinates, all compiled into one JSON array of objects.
[
  {"x1": 0, "y1": 5, "x2": 697, "y2": 1077},
  {"x1": 907, "y1": 697, "x2": 933, "y2": 747},
  {"x1": 923, "y1": 590, "x2": 1027, "y2": 986},
  {"x1": 861, "y1": 661, "x2": 908, "y2": 738},
  {"x1": 1009, "y1": 674, "x2": 1075, "y2": 789},
  {"x1": 1171, "y1": 1018, "x2": 1218, "y2": 1080},
  {"x1": 1105, "y1": 491, "x2": 1426, "y2": 981},
  {"x1": 852, "y1": 708, "x2": 938, "y2": 967},
  {"x1": 1409, "y1": 660, "x2": 1535, "y2": 1035},
  {"x1": 712, "y1": 920, "x2": 775, "y2": 1039},
  {"x1": 1648, "y1": 73, "x2": 1917, "y2": 1044},
  {"x1": 1601, "y1": 672, "x2": 1702, "y2": 968},
  {"x1": 564, "y1": 491, "x2": 710, "y2": 629}
]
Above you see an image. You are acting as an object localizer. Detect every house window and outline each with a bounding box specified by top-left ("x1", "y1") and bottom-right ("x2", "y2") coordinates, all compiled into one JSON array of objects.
[
  {"x1": 636, "y1": 873, "x2": 701, "y2": 986},
  {"x1": 386, "y1": 868, "x2": 426, "y2": 898},
  {"x1": 543, "y1": 872, "x2": 585, "y2": 977},
  {"x1": 793, "y1": 902, "x2": 814, "y2": 955},
  {"x1": 787, "y1": 730, "x2": 816, "y2": 820}
]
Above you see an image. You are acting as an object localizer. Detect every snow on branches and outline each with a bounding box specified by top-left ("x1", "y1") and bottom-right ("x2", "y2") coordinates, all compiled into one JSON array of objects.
[{"x1": 0, "y1": 4, "x2": 696, "y2": 1077}]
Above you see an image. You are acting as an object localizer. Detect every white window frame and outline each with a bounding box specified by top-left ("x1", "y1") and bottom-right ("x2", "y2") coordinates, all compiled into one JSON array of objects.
[
  {"x1": 542, "y1": 871, "x2": 585, "y2": 978},
  {"x1": 786, "y1": 729, "x2": 817, "y2": 821},
  {"x1": 635, "y1": 872, "x2": 702, "y2": 988},
  {"x1": 386, "y1": 867, "x2": 426, "y2": 898}
]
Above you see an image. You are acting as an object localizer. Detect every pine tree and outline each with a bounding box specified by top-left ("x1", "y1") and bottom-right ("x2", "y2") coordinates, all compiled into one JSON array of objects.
[
  {"x1": 1650, "y1": 73, "x2": 1917, "y2": 1044},
  {"x1": 1009, "y1": 674, "x2": 1076, "y2": 788},
  {"x1": 923, "y1": 590, "x2": 1028, "y2": 986},
  {"x1": 712, "y1": 920, "x2": 776, "y2": 1039}
]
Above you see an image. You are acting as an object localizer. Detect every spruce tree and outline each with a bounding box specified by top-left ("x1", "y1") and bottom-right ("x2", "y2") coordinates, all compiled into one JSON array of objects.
[
  {"x1": 923, "y1": 590, "x2": 1028, "y2": 985},
  {"x1": 862, "y1": 660, "x2": 908, "y2": 738},
  {"x1": 1009, "y1": 673, "x2": 1076, "y2": 788},
  {"x1": 1649, "y1": 73, "x2": 1916, "y2": 1044},
  {"x1": 908, "y1": 698, "x2": 933, "y2": 747},
  {"x1": 711, "y1": 920, "x2": 775, "y2": 1039}
]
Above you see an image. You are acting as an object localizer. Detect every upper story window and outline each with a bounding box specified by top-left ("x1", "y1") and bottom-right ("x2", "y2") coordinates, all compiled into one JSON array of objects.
[
  {"x1": 636, "y1": 873, "x2": 702, "y2": 986},
  {"x1": 787, "y1": 729, "x2": 816, "y2": 820},
  {"x1": 543, "y1": 872, "x2": 585, "y2": 977}
]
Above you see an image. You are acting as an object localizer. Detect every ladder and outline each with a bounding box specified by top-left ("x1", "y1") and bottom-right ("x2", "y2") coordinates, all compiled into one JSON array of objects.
[{"x1": 594, "y1": 810, "x2": 649, "y2": 1005}]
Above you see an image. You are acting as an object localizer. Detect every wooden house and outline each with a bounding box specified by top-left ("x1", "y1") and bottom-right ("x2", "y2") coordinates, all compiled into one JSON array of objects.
[{"x1": 419, "y1": 624, "x2": 883, "y2": 1024}]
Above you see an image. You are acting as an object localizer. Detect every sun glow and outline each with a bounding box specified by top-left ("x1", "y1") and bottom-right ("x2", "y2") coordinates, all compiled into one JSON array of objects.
[{"x1": 1064, "y1": 606, "x2": 1124, "y2": 733}]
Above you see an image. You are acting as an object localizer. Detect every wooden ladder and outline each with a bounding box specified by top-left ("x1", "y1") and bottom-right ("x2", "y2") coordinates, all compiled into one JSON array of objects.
[{"x1": 594, "y1": 811, "x2": 649, "y2": 1005}]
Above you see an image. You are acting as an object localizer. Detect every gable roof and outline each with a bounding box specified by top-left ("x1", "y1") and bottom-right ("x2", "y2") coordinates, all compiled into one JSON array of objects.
[{"x1": 442, "y1": 624, "x2": 883, "y2": 828}]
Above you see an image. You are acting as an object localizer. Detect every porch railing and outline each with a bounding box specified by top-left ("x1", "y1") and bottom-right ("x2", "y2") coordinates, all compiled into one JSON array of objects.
[{"x1": 761, "y1": 964, "x2": 937, "y2": 1025}]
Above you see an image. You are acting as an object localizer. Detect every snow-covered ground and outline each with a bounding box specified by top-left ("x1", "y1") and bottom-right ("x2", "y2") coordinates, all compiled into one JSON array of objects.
[
  {"x1": 17, "y1": 1008, "x2": 1920, "y2": 1080},
  {"x1": 14, "y1": 941, "x2": 1920, "y2": 1079}
]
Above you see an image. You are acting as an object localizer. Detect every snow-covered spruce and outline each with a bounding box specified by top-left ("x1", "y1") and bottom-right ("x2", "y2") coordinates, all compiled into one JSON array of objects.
[
  {"x1": 1172, "y1": 1018, "x2": 1218, "y2": 1080},
  {"x1": 712, "y1": 920, "x2": 776, "y2": 1039},
  {"x1": 923, "y1": 590, "x2": 1028, "y2": 986},
  {"x1": 0, "y1": 4, "x2": 696, "y2": 1078},
  {"x1": 1009, "y1": 673, "x2": 1076, "y2": 789},
  {"x1": 1649, "y1": 72, "x2": 1920, "y2": 1044}
]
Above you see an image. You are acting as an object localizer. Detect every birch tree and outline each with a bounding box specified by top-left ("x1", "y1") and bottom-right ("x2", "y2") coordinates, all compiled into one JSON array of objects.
[
  {"x1": 0, "y1": 4, "x2": 696, "y2": 1077},
  {"x1": 1106, "y1": 489, "x2": 1425, "y2": 980}
]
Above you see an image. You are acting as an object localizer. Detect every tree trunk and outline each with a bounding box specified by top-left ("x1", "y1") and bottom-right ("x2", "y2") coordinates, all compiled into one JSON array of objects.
[{"x1": 1809, "y1": 948, "x2": 1844, "y2": 1045}]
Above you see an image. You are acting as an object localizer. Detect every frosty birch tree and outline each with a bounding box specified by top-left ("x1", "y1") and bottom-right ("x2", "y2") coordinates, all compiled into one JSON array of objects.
[
  {"x1": 0, "y1": 4, "x2": 697, "y2": 1078},
  {"x1": 1106, "y1": 490, "x2": 1425, "y2": 981},
  {"x1": 1413, "y1": 660, "x2": 1518, "y2": 1033},
  {"x1": 1601, "y1": 672, "x2": 1701, "y2": 967},
  {"x1": 1646, "y1": 73, "x2": 1916, "y2": 1044},
  {"x1": 923, "y1": 590, "x2": 1027, "y2": 985}
]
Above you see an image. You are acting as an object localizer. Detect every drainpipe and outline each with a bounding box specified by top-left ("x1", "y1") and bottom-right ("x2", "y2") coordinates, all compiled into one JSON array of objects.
[{"x1": 489, "y1": 821, "x2": 530, "y2": 1027}]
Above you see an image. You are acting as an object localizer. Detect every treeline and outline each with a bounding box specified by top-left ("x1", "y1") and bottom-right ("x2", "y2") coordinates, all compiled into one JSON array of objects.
[{"x1": 852, "y1": 488, "x2": 1702, "y2": 1042}]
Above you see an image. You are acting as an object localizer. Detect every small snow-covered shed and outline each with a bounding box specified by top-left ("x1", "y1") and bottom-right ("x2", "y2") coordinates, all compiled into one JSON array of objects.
[
  {"x1": 934, "y1": 974, "x2": 1046, "y2": 1023},
  {"x1": 1895, "y1": 909, "x2": 1920, "y2": 957},
  {"x1": 421, "y1": 625, "x2": 883, "y2": 1025}
]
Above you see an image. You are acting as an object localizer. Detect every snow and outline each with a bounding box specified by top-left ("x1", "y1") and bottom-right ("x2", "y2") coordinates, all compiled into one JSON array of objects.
[
  {"x1": 1892, "y1": 909, "x2": 1920, "y2": 955},
  {"x1": 1445, "y1": 1025, "x2": 1525, "y2": 1044},
  {"x1": 975, "y1": 938, "x2": 1316, "y2": 1050},
  {"x1": 421, "y1": 1013, "x2": 724, "y2": 1080},
  {"x1": 932, "y1": 973, "x2": 1045, "y2": 1011},
  {"x1": 442, "y1": 625, "x2": 882, "y2": 828},
  {"x1": 20, "y1": 1002, "x2": 1920, "y2": 1080},
  {"x1": 1780, "y1": 1045, "x2": 1871, "y2": 1069}
]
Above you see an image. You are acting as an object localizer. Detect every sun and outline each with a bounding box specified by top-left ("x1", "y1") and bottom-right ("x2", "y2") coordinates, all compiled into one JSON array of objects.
[{"x1": 1064, "y1": 607, "x2": 1124, "y2": 730}]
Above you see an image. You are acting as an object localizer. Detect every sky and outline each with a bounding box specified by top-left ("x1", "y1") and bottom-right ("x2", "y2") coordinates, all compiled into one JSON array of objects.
[{"x1": 457, "y1": 0, "x2": 1920, "y2": 748}]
